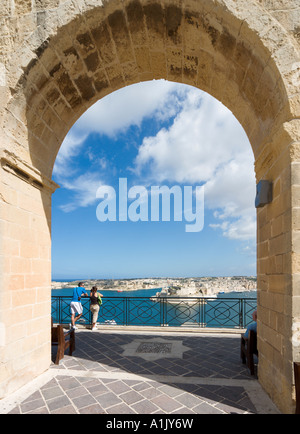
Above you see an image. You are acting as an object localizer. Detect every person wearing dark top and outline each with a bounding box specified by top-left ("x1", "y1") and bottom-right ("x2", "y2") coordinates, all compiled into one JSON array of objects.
[{"x1": 90, "y1": 286, "x2": 103, "y2": 331}]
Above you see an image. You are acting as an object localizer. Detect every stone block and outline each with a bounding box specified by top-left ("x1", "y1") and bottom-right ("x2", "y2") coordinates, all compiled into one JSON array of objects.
[
  {"x1": 126, "y1": 0, "x2": 148, "y2": 46},
  {"x1": 91, "y1": 21, "x2": 117, "y2": 64},
  {"x1": 143, "y1": 2, "x2": 166, "y2": 51},
  {"x1": 149, "y1": 51, "x2": 167, "y2": 79},
  {"x1": 105, "y1": 63, "x2": 125, "y2": 89},
  {"x1": 134, "y1": 46, "x2": 151, "y2": 73},
  {"x1": 108, "y1": 9, "x2": 135, "y2": 64}
]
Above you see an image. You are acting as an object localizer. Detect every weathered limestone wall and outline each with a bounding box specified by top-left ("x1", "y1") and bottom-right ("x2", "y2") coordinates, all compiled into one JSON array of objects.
[
  {"x1": 260, "y1": 0, "x2": 300, "y2": 40},
  {"x1": 0, "y1": 150, "x2": 56, "y2": 396},
  {"x1": 0, "y1": 0, "x2": 299, "y2": 413},
  {"x1": 256, "y1": 120, "x2": 300, "y2": 413}
]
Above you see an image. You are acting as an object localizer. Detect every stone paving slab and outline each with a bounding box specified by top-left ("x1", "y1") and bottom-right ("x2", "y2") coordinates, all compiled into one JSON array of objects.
[
  {"x1": 0, "y1": 329, "x2": 280, "y2": 415},
  {"x1": 6, "y1": 374, "x2": 258, "y2": 414}
]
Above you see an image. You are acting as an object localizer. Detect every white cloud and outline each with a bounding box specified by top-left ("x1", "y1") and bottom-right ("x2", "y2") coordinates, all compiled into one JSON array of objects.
[
  {"x1": 53, "y1": 132, "x2": 104, "y2": 213},
  {"x1": 53, "y1": 131, "x2": 88, "y2": 177},
  {"x1": 133, "y1": 87, "x2": 256, "y2": 241},
  {"x1": 134, "y1": 90, "x2": 252, "y2": 183},
  {"x1": 53, "y1": 80, "x2": 180, "y2": 177},
  {"x1": 210, "y1": 215, "x2": 256, "y2": 241},
  {"x1": 52, "y1": 80, "x2": 182, "y2": 204},
  {"x1": 58, "y1": 172, "x2": 104, "y2": 213},
  {"x1": 72, "y1": 80, "x2": 181, "y2": 138}
]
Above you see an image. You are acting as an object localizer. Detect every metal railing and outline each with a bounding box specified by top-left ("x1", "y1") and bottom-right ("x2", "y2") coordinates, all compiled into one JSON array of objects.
[{"x1": 51, "y1": 295, "x2": 257, "y2": 329}]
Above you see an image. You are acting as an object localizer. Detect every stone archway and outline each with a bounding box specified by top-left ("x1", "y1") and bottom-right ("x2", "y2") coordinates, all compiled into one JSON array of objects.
[{"x1": 0, "y1": 0, "x2": 299, "y2": 413}]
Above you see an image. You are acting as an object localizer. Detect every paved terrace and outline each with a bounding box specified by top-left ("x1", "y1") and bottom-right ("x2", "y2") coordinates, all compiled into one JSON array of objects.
[{"x1": 0, "y1": 328, "x2": 280, "y2": 414}]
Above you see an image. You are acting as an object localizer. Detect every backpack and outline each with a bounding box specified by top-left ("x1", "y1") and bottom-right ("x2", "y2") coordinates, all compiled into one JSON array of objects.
[{"x1": 97, "y1": 294, "x2": 102, "y2": 306}]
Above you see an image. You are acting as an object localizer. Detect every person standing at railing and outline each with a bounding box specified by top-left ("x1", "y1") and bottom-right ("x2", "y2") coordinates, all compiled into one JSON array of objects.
[
  {"x1": 90, "y1": 286, "x2": 103, "y2": 331},
  {"x1": 70, "y1": 282, "x2": 88, "y2": 330}
]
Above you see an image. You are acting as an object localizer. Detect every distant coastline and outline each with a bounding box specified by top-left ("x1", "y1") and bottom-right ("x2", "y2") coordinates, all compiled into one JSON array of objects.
[{"x1": 51, "y1": 276, "x2": 257, "y2": 298}]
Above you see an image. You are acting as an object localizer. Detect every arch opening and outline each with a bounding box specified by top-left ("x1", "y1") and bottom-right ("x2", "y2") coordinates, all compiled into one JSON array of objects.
[{"x1": 51, "y1": 80, "x2": 256, "y2": 280}]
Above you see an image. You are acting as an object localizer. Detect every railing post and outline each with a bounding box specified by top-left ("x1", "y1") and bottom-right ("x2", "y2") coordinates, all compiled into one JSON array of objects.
[
  {"x1": 239, "y1": 298, "x2": 243, "y2": 328},
  {"x1": 162, "y1": 298, "x2": 166, "y2": 326},
  {"x1": 201, "y1": 298, "x2": 205, "y2": 327},
  {"x1": 59, "y1": 297, "x2": 62, "y2": 324}
]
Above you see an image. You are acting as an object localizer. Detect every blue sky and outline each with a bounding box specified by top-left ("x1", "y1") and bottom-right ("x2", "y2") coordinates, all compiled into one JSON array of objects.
[{"x1": 51, "y1": 80, "x2": 256, "y2": 280}]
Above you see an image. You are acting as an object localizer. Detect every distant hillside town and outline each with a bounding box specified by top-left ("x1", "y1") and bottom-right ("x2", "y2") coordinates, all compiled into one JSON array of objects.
[{"x1": 51, "y1": 276, "x2": 257, "y2": 297}]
